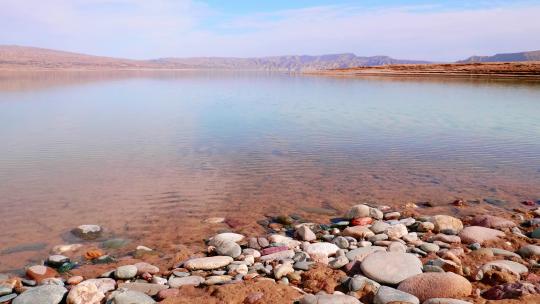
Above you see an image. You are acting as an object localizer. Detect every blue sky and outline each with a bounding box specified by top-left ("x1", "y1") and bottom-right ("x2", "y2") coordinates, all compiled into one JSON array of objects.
[{"x1": 1, "y1": 0, "x2": 540, "y2": 61}]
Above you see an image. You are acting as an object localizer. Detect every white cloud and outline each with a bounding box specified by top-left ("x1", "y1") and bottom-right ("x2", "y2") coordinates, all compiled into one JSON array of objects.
[{"x1": 1, "y1": 1, "x2": 539, "y2": 61}]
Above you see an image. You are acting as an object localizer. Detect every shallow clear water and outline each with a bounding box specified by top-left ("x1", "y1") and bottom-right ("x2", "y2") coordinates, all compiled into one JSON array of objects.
[{"x1": 1, "y1": 71, "x2": 539, "y2": 271}]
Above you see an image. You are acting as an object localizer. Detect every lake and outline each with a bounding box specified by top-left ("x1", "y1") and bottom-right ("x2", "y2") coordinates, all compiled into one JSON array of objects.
[{"x1": 1, "y1": 71, "x2": 539, "y2": 271}]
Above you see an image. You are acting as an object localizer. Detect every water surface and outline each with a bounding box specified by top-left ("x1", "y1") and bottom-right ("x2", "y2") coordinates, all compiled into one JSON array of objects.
[{"x1": 1, "y1": 71, "x2": 539, "y2": 271}]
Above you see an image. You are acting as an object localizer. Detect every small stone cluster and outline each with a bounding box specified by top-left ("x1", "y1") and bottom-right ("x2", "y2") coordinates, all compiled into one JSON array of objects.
[{"x1": 2, "y1": 204, "x2": 540, "y2": 303}]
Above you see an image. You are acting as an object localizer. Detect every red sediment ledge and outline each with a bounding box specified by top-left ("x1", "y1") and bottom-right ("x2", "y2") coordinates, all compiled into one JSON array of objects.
[{"x1": 307, "y1": 62, "x2": 540, "y2": 79}]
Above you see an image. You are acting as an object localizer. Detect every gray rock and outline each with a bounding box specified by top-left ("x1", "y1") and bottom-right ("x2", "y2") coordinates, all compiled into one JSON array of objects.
[
  {"x1": 20, "y1": 279, "x2": 36, "y2": 286},
  {"x1": 423, "y1": 299, "x2": 472, "y2": 304},
  {"x1": 368, "y1": 234, "x2": 389, "y2": 242},
  {"x1": 260, "y1": 249, "x2": 295, "y2": 262},
  {"x1": 329, "y1": 256, "x2": 349, "y2": 269},
  {"x1": 347, "y1": 275, "x2": 381, "y2": 293},
  {"x1": 489, "y1": 248, "x2": 520, "y2": 259},
  {"x1": 420, "y1": 243, "x2": 440, "y2": 253},
  {"x1": 374, "y1": 286, "x2": 420, "y2": 304},
  {"x1": 346, "y1": 246, "x2": 386, "y2": 262},
  {"x1": 72, "y1": 224, "x2": 102, "y2": 240},
  {"x1": 400, "y1": 218, "x2": 416, "y2": 226},
  {"x1": 293, "y1": 261, "x2": 314, "y2": 271},
  {"x1": 423, "y1": 265, "x2": 445, "y2": 273},
  {"x1": 388, "y1": 242, "x2": 407, "y2": 253},
  {"x1": 296, "y1": 226, "x2": 317, "y2": 241},
  {"x1": 403, "y1": 233, "x2": 419, "y2": 243},
  {"x1": 0, "y1": 294, "x2": 17, "y2": 303},
  {"x1": 215, "y1": 240, "x2": 242, "y2": 258},
  {"x1": 168, "y1": 276, "x2": 204, "y2": 288},
  {"x1": 0, "y1": 286, "x2": 12, "y2": 296},
  {"x1": 385, "y1": 224, "x2": 408, "y2": 239},
  {"x1": 184, "y1": 256, "x2": 234, "y2": 270},
  {"x1": 248, "y1": 237, "x2": 261, "y2": 249},
  {"x1": 370, "y1": 221, "x2": 391, "y2": 234},
  {"x1": 293, "y1": 252, "x2": 309, "y2": 262},
  {"x1": 115, "y1": 265, "x2": 138, "y2": 279},
  {"x1": 360, "y1": 252, "x2": 423, "y2": 284},
  {"x1": 300, "y1": 293, "x2": 360, "y2": 304},
  {"x1": 258, "y1": 237, "x2": 269, "y2": 248},
  {"x1": 111, "y1": 289, "x2": 155, "y2": 304},
  {"x1": 411, "y1": 248, "x2": 428, "y2": 256},
  {"x1": 46, "y1": 255, "x2": 70, "y2": 267},
  {"x1": 475, "y1": 260, "x2": 528, "y2": 280},
  {"x1": 333, "y1": 236, "x2": 350, "y2": 249},
  {"x1": 468, "y1": 243, "x2": 481, "y2": 250},
  {"x1": 116, "y1": 282, "x2": 168, "y2": 296},
  {"x1": 13, "y1": 285, "x2": 67, "y2": 304},
  {"x1": 518, "y1": 244, "x2": 540, "y2": 258}
]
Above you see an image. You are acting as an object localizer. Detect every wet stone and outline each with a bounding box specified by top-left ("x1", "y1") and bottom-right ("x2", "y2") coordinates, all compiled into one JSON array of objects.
[
  {"x1": 102, "y1": 238, "x2": 130, "y2": 249},
  {"x1": 72, "y1": 225, "x2": 102, "y2": 240}
]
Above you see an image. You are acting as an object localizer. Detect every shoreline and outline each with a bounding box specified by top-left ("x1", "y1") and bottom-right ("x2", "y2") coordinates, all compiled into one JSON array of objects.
[
  {"x1": 305, "y1": 62, "x2": 540, "y2": 81},
  {"x1": 2, "y1": 201, "x2": 540, "y2": 303}
]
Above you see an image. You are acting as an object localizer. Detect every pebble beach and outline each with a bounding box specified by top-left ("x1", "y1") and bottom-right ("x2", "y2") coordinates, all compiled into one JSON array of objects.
[{"x1": 2, "y1": 200, "x2": 540, "y2": 303}]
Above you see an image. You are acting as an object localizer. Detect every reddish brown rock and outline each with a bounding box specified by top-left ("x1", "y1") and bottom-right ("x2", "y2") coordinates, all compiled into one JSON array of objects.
[
  {"x1": 351, "y1": 217, "x2": 373, "y2": 226},
  {"x1": 261, "y1": 246, "x2": 288, "y2": 256},
  {"x1": 342, "y1": 226, "x2": 374, "y2": 239},
  {"x1": 471, "y1": 215, "x2": 516, "y2": 229},
  {"x1": 26, "y1": 265, "x2": 58, "y2": 283},
  {"x1": 397, "y1": 272, "x2": 472, "y2": 302},
  {"x1": 459, "y1": 226, "x2": 505, "y2": 244}
]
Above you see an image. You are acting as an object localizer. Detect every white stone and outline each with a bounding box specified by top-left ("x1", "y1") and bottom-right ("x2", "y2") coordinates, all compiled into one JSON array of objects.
[{"x1": 184, "y1": 256, "x2": 233, "y2": 270}]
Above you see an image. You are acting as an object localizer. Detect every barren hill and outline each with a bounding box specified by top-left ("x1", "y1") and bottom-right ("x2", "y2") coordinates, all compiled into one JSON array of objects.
[
  {"x1": 0, "y1": 45, "x2": 428, "y2": 71},
  {"x1": 459, "y1": 50, "x2": 540, "y2": 63}
]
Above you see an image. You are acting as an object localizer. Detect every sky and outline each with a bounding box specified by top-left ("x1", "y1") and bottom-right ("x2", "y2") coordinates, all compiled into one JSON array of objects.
[{"x1": 1, "y1": 0, "x2": 540, "y2": 61}]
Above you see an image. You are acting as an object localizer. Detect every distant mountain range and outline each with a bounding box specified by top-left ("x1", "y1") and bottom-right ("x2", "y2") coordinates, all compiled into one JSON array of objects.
[
  {"x1": 0, "y1": 45, "x2": 426, "y2": 71},
  {"x1": 459, "y1": 50, "x2": 540, "y2": 63},
  {"x1": 0, "y1": 45, "x2": 539, "y2": 71}
]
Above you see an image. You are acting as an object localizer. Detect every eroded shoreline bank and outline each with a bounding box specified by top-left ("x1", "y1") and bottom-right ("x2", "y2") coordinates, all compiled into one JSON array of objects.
[{"x1": 305, "y1": 62, "x2": 540, "y2": 81}]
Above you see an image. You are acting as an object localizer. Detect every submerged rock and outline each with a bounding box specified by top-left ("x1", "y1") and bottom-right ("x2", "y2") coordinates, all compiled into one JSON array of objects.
[{"x1": 72, "y1": 225, "x2": 102, "y2": 240}]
